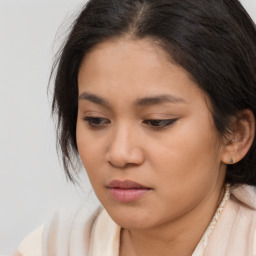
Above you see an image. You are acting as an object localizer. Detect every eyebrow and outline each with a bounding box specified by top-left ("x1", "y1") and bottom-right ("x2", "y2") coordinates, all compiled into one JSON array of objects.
[
  {"x1": 78, "y1": 92, "x2": 110, "y2": 107},
  {"x1": 134, "y1": 95, "x2": 186, "y2": 106},
  {"x1": 78, "y1": 92, "x2": 186, "y2": 107}
]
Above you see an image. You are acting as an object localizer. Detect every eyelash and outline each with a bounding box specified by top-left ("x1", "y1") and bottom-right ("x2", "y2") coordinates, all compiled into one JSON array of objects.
[
  {"x1": 143, "y1": 119, "x2": 178, "y2": 129},
  {"x1": 82, "y1": 117, "x2": 110, "y2": 129},
  {"x1": 82, "y1": 117, "x2": 178, "y2": 130}
]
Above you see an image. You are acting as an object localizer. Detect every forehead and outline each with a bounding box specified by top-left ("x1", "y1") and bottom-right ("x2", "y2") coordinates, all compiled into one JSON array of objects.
[
  {"x1": 77, "y1": 37, "x2": 207, "y2": 106},
  {"x1": 79, "y1": 37, "x2": 172, "y2": 78}
]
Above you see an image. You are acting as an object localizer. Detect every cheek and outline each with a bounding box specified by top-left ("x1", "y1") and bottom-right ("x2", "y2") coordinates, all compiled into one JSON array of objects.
[
  {"x1": 76, "y1": 132, "x2": 106, "y2": 200},
  {"x1": 76, "y1": 122, "x2": 104, "y2": 174},
  {"x1": 144, "y1": 132, "x2": 223, "y2": 222},
  {"x1": 149, "y1": 117, "x2": 222, "y2": 189}
]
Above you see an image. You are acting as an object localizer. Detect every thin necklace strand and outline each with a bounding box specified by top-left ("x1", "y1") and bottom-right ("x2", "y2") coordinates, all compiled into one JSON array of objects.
[{"x1": 195, "y1": 183, "x2": 231, "y2": 255}]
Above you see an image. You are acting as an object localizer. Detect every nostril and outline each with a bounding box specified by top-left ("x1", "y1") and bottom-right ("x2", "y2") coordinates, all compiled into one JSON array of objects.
[
  {"x1": 107, "y1": 152, "x2": 145, "y2": 168},
  {"x1": 106, "y1": 131, "x2": 145, "y2": 167}
]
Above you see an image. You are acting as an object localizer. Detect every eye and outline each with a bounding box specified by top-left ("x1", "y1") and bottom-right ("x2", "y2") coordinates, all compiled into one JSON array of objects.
[
  {"x1": 143, "y1": 119, "x2": 178, "y2": 129},
  {"x1": 82, "y1": 116, "x2": 110, "y2": 129}
]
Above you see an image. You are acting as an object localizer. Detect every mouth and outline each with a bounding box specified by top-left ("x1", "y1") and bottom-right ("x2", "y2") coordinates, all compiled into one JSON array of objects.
[{"x1": 107, "y1": 179, "x2": 152, "y2": 203}]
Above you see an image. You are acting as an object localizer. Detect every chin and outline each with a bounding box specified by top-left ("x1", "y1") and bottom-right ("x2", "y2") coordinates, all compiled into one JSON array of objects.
[{"x1": 104, "y1": 204, "x2": 157, "y2": 230}]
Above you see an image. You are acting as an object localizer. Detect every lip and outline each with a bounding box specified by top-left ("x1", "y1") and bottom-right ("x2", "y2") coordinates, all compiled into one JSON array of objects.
[
  {"x1": 107, "y1": 179, "x2": 152, "y2": 203},
  {"x1": 107, "y1": 179, "x2": 150, "y2": 189}
]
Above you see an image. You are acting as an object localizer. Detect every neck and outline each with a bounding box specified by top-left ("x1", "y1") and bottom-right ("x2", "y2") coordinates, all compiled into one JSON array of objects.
[{"x1": 120, "y1": 183, "x2": 227, "y2": 256}]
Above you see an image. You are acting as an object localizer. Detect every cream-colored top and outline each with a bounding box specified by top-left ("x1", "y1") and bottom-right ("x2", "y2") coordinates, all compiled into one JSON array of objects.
[{"x1": 17, "y1": 185, "x2": 256, "y2": 256}]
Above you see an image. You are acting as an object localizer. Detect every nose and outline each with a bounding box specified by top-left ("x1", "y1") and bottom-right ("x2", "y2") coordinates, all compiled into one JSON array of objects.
[{"x1": 106, "y1": 125, "x2": 145, "y2": 168}]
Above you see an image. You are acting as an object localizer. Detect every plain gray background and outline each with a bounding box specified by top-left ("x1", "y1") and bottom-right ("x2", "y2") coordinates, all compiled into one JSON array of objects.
[{"x1": 0, "y1": 0, "x2": 255, "y2": 254}]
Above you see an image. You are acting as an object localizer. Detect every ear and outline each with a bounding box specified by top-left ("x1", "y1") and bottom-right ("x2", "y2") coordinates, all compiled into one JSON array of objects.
[{"x1": 221, "y1": 109, "x2": 255, "y2": 164}]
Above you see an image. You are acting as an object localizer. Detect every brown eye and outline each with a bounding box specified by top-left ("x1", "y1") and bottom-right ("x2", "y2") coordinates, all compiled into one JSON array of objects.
[
  {"x1": 82, "y1": 117, "x2": 110, "y2": 129},
  {"x1": 143, "y1": 119, "x2": 178, "y2": 129}
]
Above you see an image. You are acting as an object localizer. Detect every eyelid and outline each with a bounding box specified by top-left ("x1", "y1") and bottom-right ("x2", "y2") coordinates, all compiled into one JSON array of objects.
[
  {"x1": 81, "y1": 113, "x2": 178, "y2": 130},
  {"x1": 82, "y1": 116, "x2": 110, "y2": 129},
  {"x1": 143, "y1": 118, "x2": 178, "y2": 129},
  {"x1": 142, "y1": 112, "x2": 178, "y2": 119}
]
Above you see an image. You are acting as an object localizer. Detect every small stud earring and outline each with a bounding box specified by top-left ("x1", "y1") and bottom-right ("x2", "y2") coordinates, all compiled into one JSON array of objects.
[{"x1": 229, "y1": 158, "x2": 234, "y2": 164}]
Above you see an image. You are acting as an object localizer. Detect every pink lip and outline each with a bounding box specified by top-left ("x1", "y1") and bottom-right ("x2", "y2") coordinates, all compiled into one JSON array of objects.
[{"x1": 107, "y1": 180, "x2": 152, "y2": 203}]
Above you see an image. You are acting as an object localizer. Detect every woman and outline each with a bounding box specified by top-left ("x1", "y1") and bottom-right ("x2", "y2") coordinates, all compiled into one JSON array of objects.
[{"x1": 16, "y1": 0, "x2": 256, "y2": 255}]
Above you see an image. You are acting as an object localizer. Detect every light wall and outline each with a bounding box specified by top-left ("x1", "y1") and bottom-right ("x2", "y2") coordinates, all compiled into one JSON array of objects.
[
  {"x1": 0, "y1": 0, "x2": 255, "y2": 254},
  {"x1": 0, "y1": 0, "x2": 96, "y2": 254}
]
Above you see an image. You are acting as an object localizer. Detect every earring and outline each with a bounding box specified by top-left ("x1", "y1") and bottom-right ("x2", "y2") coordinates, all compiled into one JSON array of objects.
[{"x1": 229, "y1": 158, "x2": 234, "y2": 164}]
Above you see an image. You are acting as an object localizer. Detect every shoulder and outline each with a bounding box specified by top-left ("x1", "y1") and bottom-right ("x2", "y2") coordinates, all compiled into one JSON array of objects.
[
  {"x1": 16, "y1": 204, "x2": 102, "y2": 256},
  {"x1": 230, "y1": 185, "x2": 256, "y2": 255},
  {"x1": 16, "y1": 225, "x2": 44, "y2": 256}
]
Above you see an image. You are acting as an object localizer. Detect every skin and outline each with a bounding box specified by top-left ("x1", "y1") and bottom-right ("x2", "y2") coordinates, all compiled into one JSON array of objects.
[{"x1": 76, "y1": 37, "x2": 230, "y2": 256}]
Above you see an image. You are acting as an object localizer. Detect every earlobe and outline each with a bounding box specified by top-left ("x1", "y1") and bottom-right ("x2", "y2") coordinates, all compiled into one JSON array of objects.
[{"x1": 221, "y1": 109, "x2": 255, "y2": 165}]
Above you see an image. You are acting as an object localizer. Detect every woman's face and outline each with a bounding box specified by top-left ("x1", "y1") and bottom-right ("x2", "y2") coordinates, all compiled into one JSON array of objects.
[{"x1": 77, "y1": 38, "x2": 227, "y2": 229}]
